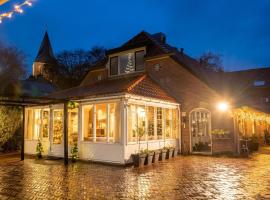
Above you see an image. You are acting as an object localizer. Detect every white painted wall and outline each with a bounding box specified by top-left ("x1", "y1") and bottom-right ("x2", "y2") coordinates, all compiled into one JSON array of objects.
[{"x1": 79, "y1": 142, "x2": 124, "y2": 164}]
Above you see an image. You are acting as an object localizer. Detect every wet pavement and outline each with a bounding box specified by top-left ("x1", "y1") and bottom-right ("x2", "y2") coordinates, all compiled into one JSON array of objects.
[{"x1": 0, "y1": 153, "x2": 270, "y2": 200}]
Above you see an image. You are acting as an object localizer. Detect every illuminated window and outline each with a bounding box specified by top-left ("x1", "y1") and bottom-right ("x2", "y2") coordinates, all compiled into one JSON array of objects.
[
  {"x1": 96, "y1": 104, "x2": 107, "y2": 142},
  {"x1": 119, "y1": 53, "x2": 135, "y2": 74},
  {"x1": 157, "y1": 108, "x2": 163, "y2": 139},
  {"x1": 26, "y1": 109, "x2": 34, "y2": 140},
  {"x1": 172, "y1": 109, "x2": 178, "y2": 139},
  {"x1": 165, "y1": 108, "x2": 172, "y2": 139},
  {"x1": 42, "y1": 109, "x2": 50, "y2": 139},
  {"x1": 109, "y1": 103, "x2": 120, "y2": 143},
  {"x1": 128, "y1": 105, "x2": 138, "y2": 142},
  {"x1": 68, "y1": 108, "x2": 78, "y2": 145},
  {"x1": 33, "y1": 109, "x2": 41, "y2": 140},
  {"x1": 147, "y1": 107, "x2": 155, "y2": 140},
  {"x1": 53, "y1": 109, "x2": 63, "y2": 144},
  {"x1": 83, "y1": 105, "x2": 94, "y2": 141},
  {"x1": 137, "y1": 106, "x2": 146, "y2": 141},
  {"x1": 83, "y1": 103, "x2": 120, "y2": 143}
]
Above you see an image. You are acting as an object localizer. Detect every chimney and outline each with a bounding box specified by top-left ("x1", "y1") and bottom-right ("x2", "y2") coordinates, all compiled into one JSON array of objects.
[
  {"x1": 152, "y1": 32, "x2": 166, "y2": 44},
  {"x1": 179, "y1": 48, "x2": 184, "y2": 54}
]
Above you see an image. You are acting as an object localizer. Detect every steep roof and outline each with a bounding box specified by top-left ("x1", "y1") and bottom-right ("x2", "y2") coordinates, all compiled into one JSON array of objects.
[
  {"x1": 47, "y1": 74, "x2": 177, "y2": 103},
  {"x1": 35, "y1": 31, "x2": 56, "y2": 63}
]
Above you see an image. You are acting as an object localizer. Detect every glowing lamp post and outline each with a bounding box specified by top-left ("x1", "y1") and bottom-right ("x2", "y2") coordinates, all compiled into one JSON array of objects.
[{"x1": 217, "y1": 101, "x2": 229, "y2": 112}]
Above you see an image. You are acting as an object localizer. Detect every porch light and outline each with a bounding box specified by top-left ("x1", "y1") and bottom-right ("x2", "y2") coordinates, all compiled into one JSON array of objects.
[{"x1": 217, "y1": 101, "x2": 229, "y2": 112}]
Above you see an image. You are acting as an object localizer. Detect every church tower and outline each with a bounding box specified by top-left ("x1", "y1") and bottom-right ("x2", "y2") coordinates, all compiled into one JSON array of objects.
[{"x1": 32, "y1": 31, "x2": 56, "y2": 77}]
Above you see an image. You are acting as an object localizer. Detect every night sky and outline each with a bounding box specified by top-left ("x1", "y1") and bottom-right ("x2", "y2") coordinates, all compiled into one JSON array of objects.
[{"x1": 0, "y1": 0, "x2": 270, "y2": 74}]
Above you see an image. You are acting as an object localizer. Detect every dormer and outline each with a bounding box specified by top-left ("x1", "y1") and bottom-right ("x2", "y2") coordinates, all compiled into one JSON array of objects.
[{"x1": 107, "y1": 47, "x2": 146, "y2": 77}]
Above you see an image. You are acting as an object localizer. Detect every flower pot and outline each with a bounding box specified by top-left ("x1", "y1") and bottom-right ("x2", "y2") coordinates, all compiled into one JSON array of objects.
[
  {"x1": 145, "y1": 152, "x2": 154, "y2": 165},
  {"x1": 153, "y1": 150, "x2": 161, "y2": 163},
  {"x1": 166, "y1": 149, "x2": 174, "y2": 159},
  {"x1": 132, "y1": 154, "x2": 147, "y2": 167},
  {"x1": 159, "y1": 149, "x2": 167, "y2": 161},
  {"x1": 173, "y1": 149, "x2": 178, "y2": 157}
]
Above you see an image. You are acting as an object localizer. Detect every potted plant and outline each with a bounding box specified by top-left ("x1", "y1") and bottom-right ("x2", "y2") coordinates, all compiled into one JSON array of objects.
[
  {"x1": 71, "y1": 143, "x2": 79, "y2": 162},
  {"x1": 36, "y1": 139, "x2": 44, "y2": 159},
  {"x1": 153, "y1": 149, "x2": 161, "y2": 163},
  {"x1": 145, "y1": 149, "x2": 154, "y2": 165},
  {"x1": 160, "y1": 147, "x2": 167, "y2": 161},
  {"x1": 173, "y1": 147, "x2": 178, "y2": 157},
  {"x1": 132, "y1": 150, "x2": 147, "y2": 167},
  {"x1": 166, "y1": 146, "x2": 174, "y2": 159},
  {"x1": 132, "y1": 126, "x2": 147, "y2": 167}
]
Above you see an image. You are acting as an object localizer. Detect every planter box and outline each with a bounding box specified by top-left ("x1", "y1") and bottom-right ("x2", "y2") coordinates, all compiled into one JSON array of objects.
[
  {"x1": 132, "y1": 154, "x2": 147, "y2": 167},
  {"x1": 145, "y1": 152, "x2": 154, "y2": 165},
  {"x1": 166, "y1": 149, "x2": 174, "y2": 159},
  {"x1": 159, "y1": 149, "x2": 167, "y2": 161},
  {"x1": 153, "y1": 150, "x2": 161, "y2": 163}
]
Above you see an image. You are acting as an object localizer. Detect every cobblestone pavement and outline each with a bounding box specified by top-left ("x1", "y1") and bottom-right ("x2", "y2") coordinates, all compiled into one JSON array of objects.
[{"x1": 0, "y1": 153, "x2": 270, "y2": 200}]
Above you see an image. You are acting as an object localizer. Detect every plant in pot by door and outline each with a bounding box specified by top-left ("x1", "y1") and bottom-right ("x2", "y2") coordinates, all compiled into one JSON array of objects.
[
  {"x1": 71, "y1": 143, "x2": 79, "y2": 162},
  {"x1": 132, "y1": 127, "x2": 147, "y2": 167},
  {"x1": 36, "y1": 139, "x2": 44, "y2": 159}
]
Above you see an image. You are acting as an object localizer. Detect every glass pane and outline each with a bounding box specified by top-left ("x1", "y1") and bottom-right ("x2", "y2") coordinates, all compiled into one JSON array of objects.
[
  {"x1": 110, "y1": 56, "x2": 118, "y2": 76},
  {"x1": 42, "y1": 110, "x2": 50, "y2": 138},
  {"x1": 165, "y1": 108, "x2": 172, "y2": 138},
  {"x1": 96, "y1": 104, "x2": 107, "y2": 142},
  {"x1": 119, "y1": 53, "x2": 135, "y2": 74},
  {"x1": 26, "y1": 109, "x2": 33, "y2": 140},
  {"x1": 128, "y1": 105, "x2": 137, "y2": 142},
  {"x1": 109, "y1": 103, "x2": 120, "y2": 143},
  {"x1": 135, "y1": 50, "x2": 144, "y2": 71},
  {"x1": 34, "y1": 109, "x2": 41, "y2": 140},
  {"x1": 172, "y1": 109, "x2": 178, "y2": 139},
  {"x1": 83, "y1": 105, "x2": 93, "y2": 141},
  {"x1": 157, "y1": 108, "x2": 163, "y2": 139},
  {"x1": 191, "y1": 110, "x2": 211, "y2": 152},
  {"x1": 68, "y1": 108, "x2": 78, "y2": 145},
  {"x1": 53, "y1": 110, "x2": 63, "y2": 144},
  {"x1": 147, "y1": 106, "x2": 155, "y2": 140},
  {"x1": 137, "y1": 106, "x2": 146, "y2": 141}
]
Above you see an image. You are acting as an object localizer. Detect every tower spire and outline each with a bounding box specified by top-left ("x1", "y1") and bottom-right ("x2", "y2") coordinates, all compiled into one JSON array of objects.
[{"x1": 33, "y1": 31, "x2": 56, "y2": 77}]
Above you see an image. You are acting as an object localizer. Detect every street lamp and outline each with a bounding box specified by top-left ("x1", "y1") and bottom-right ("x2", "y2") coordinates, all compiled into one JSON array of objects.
[{"x1": 217, "y1": 101, "x2": 229, "y2": 112}]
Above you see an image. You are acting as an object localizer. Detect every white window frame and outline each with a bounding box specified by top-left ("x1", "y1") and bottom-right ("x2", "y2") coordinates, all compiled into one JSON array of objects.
[{"x1": 108, "y1": 47, "x2": 146, "y2": 77}]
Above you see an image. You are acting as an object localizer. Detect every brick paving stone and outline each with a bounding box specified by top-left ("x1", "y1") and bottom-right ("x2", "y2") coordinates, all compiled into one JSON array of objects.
[{"x1": 0, "y1": 153, "x2": 270, "y2": 199}]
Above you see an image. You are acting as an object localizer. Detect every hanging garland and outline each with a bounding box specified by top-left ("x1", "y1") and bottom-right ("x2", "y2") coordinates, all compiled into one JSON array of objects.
[
  {"x1": 232, "y1": 106, "x2": 270, "y2": 124},
  {"x1": 0, "y1": 0, "x2": 33, "y2": 24}
]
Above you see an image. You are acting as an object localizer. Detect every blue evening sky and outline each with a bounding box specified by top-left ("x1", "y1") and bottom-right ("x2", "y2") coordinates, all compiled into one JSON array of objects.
[{"x1": 0, "y1": 0, "x2": 270, "y2": 74}]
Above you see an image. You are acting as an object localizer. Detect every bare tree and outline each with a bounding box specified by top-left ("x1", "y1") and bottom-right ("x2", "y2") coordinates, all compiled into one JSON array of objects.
[
  {"x1": 199, "y1": 52, "x2": 224, "y2": 72},
  {"x1": 0, "y1": 42, "x2": 26, "y2": 96},
  {"x1": 44, "y1": 46, "x2": 106, "y2": 89}
]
